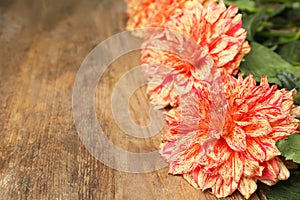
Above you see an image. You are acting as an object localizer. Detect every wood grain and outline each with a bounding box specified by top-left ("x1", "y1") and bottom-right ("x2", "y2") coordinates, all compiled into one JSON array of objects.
[{"x1": 0, "y1": 0, "x2": 268, "y2": 199}]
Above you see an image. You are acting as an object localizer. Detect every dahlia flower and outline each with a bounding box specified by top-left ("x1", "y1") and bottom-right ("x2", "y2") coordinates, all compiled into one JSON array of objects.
[
  {"x1": 160, "y1": 74, "x2": 300, "y2": 199},
  {"x1": 126, "y1": 0, "x2": 214, "y2": 32},
  {"x1": 142, "y1": 0, "x2": 251, "y2": 107}
]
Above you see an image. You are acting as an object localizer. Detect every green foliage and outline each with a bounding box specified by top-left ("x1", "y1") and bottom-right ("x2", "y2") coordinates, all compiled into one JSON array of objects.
[
  {"x1": 236, "y1": 1, "x2": 300, "y2": 105},
  {"x1": 267, "y1": 169, "x2": 300, "y2": 200},
  {"x1": 270, "y1": 134, "x2": 300, "y2": 199},
  {"x1": 240, "y1": 42, "x2": 300, "y2": 85},
  {"x1": 243, "y1": 9, "x2": 266, "y2": 41},
  {"x1": 277, "y1": 134, "x2": 300, "y2": 164},
  {"x1": 224, "y1": 0, "x2": 258, "y2": 12},
  {"x1": 278, "y1": 41, "x2": 300, "y2": 65},
  {"x1": 276, "y1": 72, "x2": 300, "y2": 104},
  {"x1": 276, "y1": 72, "x2": 300, "y2": 91},
  {"x1": 224, "y1": 0, "x2": 300, "y2": 198},
  {"x1": 226, "y1": 0, "x2": 300, "y2": 47}
]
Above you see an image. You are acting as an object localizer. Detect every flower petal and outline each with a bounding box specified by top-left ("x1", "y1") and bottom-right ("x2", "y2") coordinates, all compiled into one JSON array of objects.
[
  {"x1": 245, "y1": 138, "x2": 266, "y2": 162},
  {"x1": 140, "y1": 1, "x2": 250, "y2": 107},
  {"x1": 254, "y1": 138, "x2": 281, "y2": 161},
  {"x1": 219, "y1": 151, "x2": 243, "y2": 185},
  {"x1": 159, "y1": 72, "x2": 297, "y2": 199},
  {"x1": 183, "y1": 166, "x2": 218, "y2": 190},
  {"x1": 212, "y1": 175, "x2": 238, "y2": 198},
  {"x1": 223, "y1": 126, "x2": 247, "y2": 152},
  {"x1": 238, "y1": 177, "x2": 257, "y2": 199},
  {"x1": 257, "y1": 158, "x2": 280, "y2": 183},
  {"x1": 277, "y1": 158, "x2": 290, "y2": 181},
  {"x1": 243, "y1": 156, "x2": 264, "y2": 178},
  {"x1": 208, "y1": 139, "x2": 232, "y2": 164}
]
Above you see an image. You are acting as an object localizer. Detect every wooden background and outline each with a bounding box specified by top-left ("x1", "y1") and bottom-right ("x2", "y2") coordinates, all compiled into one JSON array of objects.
[{"x1": 0, "y1": 0, "x2": 269, "y2": 199}]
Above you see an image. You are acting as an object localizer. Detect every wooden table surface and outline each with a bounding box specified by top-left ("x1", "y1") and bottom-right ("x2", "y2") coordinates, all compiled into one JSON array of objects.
[{"x1": 0, "y1": 0, "x2": 269, "y2": 199}]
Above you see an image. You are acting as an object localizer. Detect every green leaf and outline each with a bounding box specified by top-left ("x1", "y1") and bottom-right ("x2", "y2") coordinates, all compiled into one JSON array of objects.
[
  {"x1": 276, "y1": 134, "x2": 300, "y2": 164},
  {"x1": 294, "y1": 92, "x2": 300, "y2": 105},
  {"x1": 276, "y1": 72, "x2": 300, "y2": 91},
  {"x1": 267, "y1": 169, "x2": 300, "y2": 200},
  {"x1": 295, "y1": 94, "x2": 300, "y2": 105},
  {"x1": 267, "y1": 4, "x2": 287, "y2": 18},
  {"x1": 278, "y1": 29, "x2": 300, "y2": 45},
  {"x1": 276, "y1": 72, "x2": 300, "y2": 104},
  {"x1": 260, "y1": 0, "x2": 300, "y2": 3},
  {"x1": 243, "y1": 9, "x2": 266, "y2": 41},
  {"x1": 240, "y1": 42, "x2": 300, "y2": 85},
  {"x1": 224, "y1": 0, "x2": 258, "y2": 12},
  {"x1": 278, "y1": 41, "x2": 300, "y2": 64}
]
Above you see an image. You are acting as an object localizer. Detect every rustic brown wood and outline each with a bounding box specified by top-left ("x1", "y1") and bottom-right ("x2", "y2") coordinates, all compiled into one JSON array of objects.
[{"x1": 0, "y1": 0, "x2": 267, "y2": 199}]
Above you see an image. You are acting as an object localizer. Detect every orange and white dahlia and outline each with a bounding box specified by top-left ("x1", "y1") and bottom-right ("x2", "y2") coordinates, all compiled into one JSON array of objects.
[
  {"x1": 142, "y1": 0, "x2": 251, "y2": 107},
  {"x1": 160, "y1": 74, "x2": 300, "y2": 199},
  {"x1": 141, "y1": 29, "x2": 216, "y2": 107},
  {"x1": 126, "y1": 0, "x2": 215, "y2": 31}
]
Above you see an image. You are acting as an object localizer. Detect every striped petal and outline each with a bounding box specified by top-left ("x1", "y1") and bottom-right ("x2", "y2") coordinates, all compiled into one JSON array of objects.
[
  {"x1": 219, "y1": 152, "x2": 243, "y2": 185},
  {"x1": 238, "y1": 177, "x2": 257, "y2": 199}
]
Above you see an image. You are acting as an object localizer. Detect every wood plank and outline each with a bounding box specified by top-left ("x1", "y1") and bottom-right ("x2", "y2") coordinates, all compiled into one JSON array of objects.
[{"x1": 0, "y1": 0, "x2": 267, "y2": 199}]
